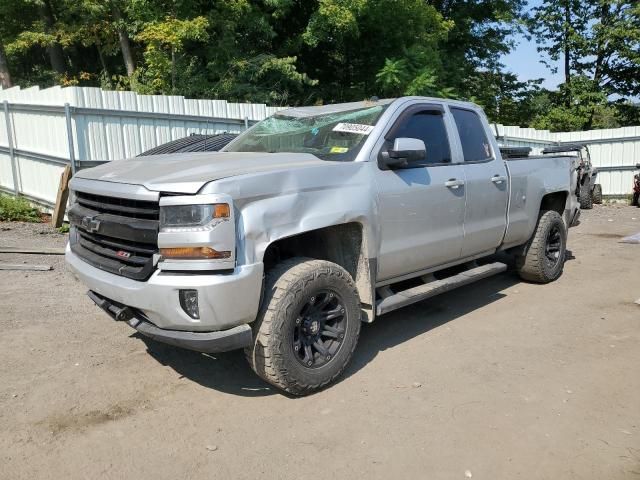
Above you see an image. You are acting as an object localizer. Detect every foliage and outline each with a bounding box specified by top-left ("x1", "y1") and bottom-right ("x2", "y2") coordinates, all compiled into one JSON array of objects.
[
  {"x1": 529, "y1": 0, "x2": 640, "y2": 130},
  {"x1": 0, "y1": 195, "x2": 42, "y2": 222},
  {"x1": 0, "y1": 0, "x2": 637, "y2": 132},
  {"x1": 134, "y1": 16, "x2": 209, "y2": 93}
]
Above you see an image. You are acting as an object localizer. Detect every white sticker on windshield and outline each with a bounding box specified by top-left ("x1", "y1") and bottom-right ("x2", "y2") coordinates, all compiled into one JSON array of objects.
[{"x1": 332, "y1": 123, "x2": 375, "y2": 135}]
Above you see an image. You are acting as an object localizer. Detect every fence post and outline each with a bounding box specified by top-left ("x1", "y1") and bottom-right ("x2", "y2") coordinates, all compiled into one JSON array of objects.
[
  {"x1": 3, "y1": 100, "x2": 19, "y2": 196},
  {"x1": 64, "y1": 103, "x2": 77, "y2": 174}
]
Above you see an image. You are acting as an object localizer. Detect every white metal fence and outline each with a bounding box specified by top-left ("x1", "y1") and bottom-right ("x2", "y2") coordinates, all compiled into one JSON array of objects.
[
  {"x1": 0, "y1": 85, "x2": 284, "y2": 207},
  {"x1": 1, "y1": 85, "x2": 638, "y2": 208},
  {"x1": 495, "y1": 124, "x2": 640, "y2": 199}
]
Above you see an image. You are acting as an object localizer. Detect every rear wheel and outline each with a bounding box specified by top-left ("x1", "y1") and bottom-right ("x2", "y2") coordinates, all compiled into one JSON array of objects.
[
  {"x1": 245, "y1": 258, "x2": 361, "y2": 396},
  {"x1": 516, "y1": 210, "x2": 567, "y2": 284},
  {"x1": 592, "y1": 184, "x2": 603, "y2": 204},
  {"x1": 579, "y1": 183, "x2": 593, "y2": 209}
]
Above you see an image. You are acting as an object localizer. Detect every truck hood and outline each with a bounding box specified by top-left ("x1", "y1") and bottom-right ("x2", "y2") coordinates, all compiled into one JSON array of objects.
[{"x1": 74, "y1": 152, "x2": 330, "y2": 194}]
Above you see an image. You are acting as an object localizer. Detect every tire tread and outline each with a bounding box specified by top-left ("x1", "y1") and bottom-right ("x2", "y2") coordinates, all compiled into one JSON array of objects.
[
  {"x1": 516, "y1": 210, "x2": 566, "y2": 283},
  {"x1": 245, "y1": 257, "x2": 360, "y2": 396}
]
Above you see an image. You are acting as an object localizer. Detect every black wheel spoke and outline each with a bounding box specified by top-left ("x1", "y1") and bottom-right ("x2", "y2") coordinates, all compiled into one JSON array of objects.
[
  {"x1": 320, "y1": 307, "x2": 343, "y2": 321},
  {"x1": 544, "y1": 225, "x2": 564, "y2": 266},
  {"x1": 313, "y1": 340, "x2": 329, "y2": 357},
  {"x1": 303, "y1": 344, "x2": 314, "y2": 364},
  {"x1": 321, "y1": 325, "x2": 344, "y2": 339},
  {"x1": 315, "y1": 294, "x2": 332, "y2": 309}
]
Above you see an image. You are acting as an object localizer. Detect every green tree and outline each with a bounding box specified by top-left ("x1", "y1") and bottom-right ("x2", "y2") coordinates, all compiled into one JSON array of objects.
[
  {"x1": 431, "y1": 0, "x2": 528, "y2": 103},
  {"x1": 134, "y1": 16, "x2": 209, "y2": 94},
  {"x1": 530, "y1": 0, "x2": 640, "y2": 130}
]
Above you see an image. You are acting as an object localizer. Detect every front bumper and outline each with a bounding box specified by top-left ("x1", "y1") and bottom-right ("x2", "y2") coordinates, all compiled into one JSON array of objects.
[
  {"x1": 66, "y1": 244, "x2": 263, "y2": 332},
  {"x1": 87, "y1": 290, "x2": 252, "y2": 353}
]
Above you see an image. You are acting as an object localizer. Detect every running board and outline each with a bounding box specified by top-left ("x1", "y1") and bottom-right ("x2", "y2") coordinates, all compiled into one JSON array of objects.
[{"x1": 376, "y1": 262, "x2": 507, "y2": 316}]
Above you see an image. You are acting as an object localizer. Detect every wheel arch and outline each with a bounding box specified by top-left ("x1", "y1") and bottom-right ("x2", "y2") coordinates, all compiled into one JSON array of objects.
[
  {"x1": 540, "y1": 190, "x2": 568, "y2": 216},
  {"x1": 262, "y1": 222, "x2": 376, "y2": 322}
]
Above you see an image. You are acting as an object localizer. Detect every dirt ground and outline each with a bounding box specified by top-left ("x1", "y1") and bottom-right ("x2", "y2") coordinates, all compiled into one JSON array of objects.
[{"x1": 0, "y1": 205, "x2": 639, "y2": 480}]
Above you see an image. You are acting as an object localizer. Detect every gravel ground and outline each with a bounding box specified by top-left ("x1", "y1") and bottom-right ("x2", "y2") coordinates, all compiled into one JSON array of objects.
[{"x1": 0, "y1": 205, "x2": 639, "y2": 480}]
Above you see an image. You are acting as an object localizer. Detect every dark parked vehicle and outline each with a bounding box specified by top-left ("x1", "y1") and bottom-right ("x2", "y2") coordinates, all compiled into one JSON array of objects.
[
  {"x1": 542, "y1": 143, "x2": 601, "y2": 209},
  {"x1": 137, "y1": 133, "x2": 238, "y2": 156}
]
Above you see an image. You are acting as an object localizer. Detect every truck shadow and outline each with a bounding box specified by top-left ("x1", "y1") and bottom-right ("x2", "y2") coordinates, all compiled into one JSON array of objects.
[
  {"x1": 343, "y1": 273, "x2": 518, "y2": 381},
  {"x1": 134, "y1": 266, "x2": 529, "y2": 398}
]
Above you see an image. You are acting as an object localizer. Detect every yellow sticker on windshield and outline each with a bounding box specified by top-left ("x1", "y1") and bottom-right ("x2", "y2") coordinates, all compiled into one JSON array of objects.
[{"x1": 330, "y1": 146, "x2": 349, "y2": 154}]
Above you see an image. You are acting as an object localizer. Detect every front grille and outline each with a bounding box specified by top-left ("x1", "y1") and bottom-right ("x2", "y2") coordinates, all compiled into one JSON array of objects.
[
  {"x1": 76, "y1": 191, "x2": 159, "y2": 220},
  {"x1": 70, "y1": 192, "x2": 159, "y2": 281}
]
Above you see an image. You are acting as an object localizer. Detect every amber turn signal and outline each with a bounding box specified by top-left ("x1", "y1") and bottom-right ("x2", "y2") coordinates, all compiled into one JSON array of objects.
[
  {"x1": 160, "y1": 247, "x2": 231, "y2": 260},
  {"x1": 213, "y1": 203, "x2": 230, "y2": 218}
]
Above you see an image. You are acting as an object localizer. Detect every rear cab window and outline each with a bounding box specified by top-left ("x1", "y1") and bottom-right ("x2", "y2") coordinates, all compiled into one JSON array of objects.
[{"x1": 450, "y1": 108, "x2": 493, "y2": 162}]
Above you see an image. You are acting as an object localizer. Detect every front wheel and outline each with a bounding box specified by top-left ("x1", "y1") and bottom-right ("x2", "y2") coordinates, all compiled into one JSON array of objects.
[
  {"x1": 516, "y1": 210, "x2": 567, "y2": 283},
  {"x1": 245, "y1": 258, "x2": 361, "y2": 396}
]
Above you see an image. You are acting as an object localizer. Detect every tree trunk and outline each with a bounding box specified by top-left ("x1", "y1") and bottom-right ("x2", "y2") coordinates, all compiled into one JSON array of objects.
[
  {"x1": 171, "y1": 47, "x2": 176, "y2": 93},
  {"x1": 95, "y1": 37, "x2": 110, "y2": 79},
  {"x1": 0, "y1": 41, "x2": 12, "y2": 88},
  {"x1": 111, "y1": 3, "x2": 135, "y2": 77},
  {"x1": 40, "y1": 0, "x2": 66, "y2": 74},
  {"x1": 586, "y1": 2, "x2": 611, "y2": 131},
  {"x1": 563, "y1": 0, "x2": 571, "y2": 106}
]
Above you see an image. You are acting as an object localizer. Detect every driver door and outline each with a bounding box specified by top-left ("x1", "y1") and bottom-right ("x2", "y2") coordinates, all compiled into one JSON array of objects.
[{"x1": 374, "y1": 105, "x2": 466, "y2": 281}]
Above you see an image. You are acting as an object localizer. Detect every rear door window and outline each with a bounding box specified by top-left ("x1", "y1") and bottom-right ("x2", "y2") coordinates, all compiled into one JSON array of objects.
[{"x1": 451, "y1": 108, "x2": 493, "y2": 162}]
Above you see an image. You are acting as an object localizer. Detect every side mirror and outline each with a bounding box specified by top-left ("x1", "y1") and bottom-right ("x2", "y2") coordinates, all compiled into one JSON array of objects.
[{"x1": 379, "y1": 137, "x2": 426, "y2": 170}]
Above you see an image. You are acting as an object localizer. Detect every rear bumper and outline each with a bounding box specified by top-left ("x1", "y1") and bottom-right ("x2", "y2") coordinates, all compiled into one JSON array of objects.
[{"x1": 87, "y1": 290, "x2": 252, "y2": 353}]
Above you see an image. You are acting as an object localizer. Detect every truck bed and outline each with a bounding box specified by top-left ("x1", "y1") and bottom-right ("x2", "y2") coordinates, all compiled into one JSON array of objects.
[{"x1": 502, "y1": 154, "x2": 577, "y2": 249}]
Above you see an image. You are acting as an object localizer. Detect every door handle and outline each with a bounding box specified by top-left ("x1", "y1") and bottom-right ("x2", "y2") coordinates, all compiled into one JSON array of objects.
[
  {"x1": 491, "y1": 175, "x2": 507, "y2": 184},
  {"x1": 445, "y1": 178, "x2": 465, "y2": 189}
]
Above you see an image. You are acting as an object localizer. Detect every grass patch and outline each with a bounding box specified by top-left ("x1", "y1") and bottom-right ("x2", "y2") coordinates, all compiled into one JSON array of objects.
[
  {"x1": 0, "y1": 194, "x2": 42, "y2": 222},
  {"x1": 58, "y1": 223, "x2": 70, "y2": 233}
]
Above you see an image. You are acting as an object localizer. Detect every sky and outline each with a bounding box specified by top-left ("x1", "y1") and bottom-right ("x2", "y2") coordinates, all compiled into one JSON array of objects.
[
  {"x1": 501, "y1": 33, "x2": 563, "y2": 89},
  {"x1": 500, "y1": 0, "x2": 563, "y2": 90}
]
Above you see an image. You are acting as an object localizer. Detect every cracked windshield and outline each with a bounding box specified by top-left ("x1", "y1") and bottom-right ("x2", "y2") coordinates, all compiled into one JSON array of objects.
[{"x1": 225, "y1": 104, "x2": 389, "y2": 161}]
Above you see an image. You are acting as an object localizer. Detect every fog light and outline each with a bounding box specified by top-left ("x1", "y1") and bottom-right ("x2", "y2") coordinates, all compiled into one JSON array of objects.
[{"x1": 179, "y1": 289, "x2": 200, "y2": 319}]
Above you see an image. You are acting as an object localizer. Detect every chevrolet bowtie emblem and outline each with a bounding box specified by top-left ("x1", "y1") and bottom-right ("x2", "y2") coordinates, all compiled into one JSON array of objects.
[{"x1": 81, "y1": 215, "x2": 101, "y2": 233}]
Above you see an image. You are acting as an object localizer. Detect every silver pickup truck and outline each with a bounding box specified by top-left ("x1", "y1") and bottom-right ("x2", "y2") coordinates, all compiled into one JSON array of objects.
[{"x1": 66, "y1": 97, "x2": 580, "y2": 395}]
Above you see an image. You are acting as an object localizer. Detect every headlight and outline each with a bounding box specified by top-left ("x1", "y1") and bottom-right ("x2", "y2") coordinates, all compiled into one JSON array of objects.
[
  {"x1": 157, "y1": 194, "x2": 236, "y2": 269},
  {"x1": 68, "y1": 189, "x2": 77, "y2": 205},
  {"x1": 160, "y1": 203, "x2": 230, "y2": 232}
]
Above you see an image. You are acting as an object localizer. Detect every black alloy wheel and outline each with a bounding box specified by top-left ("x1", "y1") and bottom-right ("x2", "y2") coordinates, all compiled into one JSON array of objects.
[
  {"x1": 544, "y1": 225, "x2": 563, "y2": 269},
  {"x1": 292, "y1": 290, "x2": 347, "y2": 369}
]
